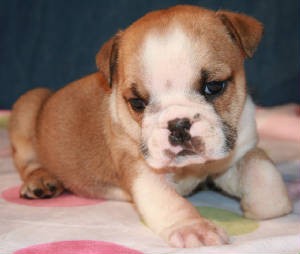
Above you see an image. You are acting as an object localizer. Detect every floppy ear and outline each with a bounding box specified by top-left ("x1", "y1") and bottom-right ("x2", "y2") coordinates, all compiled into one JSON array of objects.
[
  {"x1": 96, "y1": 31, "x2": 122, "y2": 88},
  {"x1": 216, "y1": 10, "x2": 263, "y2": 58}
]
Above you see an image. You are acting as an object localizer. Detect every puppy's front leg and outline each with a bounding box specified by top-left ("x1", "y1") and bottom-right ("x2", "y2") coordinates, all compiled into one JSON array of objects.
[
  {"x1": 214, "y1": 147, "x2": 292, "y2": 219},
  {"x1": 131, "y1": 162, "x2": 228, "y2": 248}
]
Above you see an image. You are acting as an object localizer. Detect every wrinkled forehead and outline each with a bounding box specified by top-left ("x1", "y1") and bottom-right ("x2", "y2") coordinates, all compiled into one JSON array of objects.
[
  {"x1": 141, "y1": 25, "x2": 206, "y2": 96},
  {"x1": 119, "y1": 16, "x2": 242, "y2": 96}
]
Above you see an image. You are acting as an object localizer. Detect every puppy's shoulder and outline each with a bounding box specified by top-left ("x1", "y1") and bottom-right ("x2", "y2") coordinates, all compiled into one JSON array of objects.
[
  {"x1": 38, "y1": 72, "x2": 109, "y2": 131},
  {"x1": 56, "y1": 72, "x2": 107, "y2": 101},
  {"x1": 45, "y1": 73, "x2": 107, "y2": 110}
]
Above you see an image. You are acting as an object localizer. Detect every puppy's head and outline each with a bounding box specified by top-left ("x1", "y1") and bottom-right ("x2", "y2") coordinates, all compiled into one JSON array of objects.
[{"x1": 96, "y1": 5, "x2": 263, "y2": 170}]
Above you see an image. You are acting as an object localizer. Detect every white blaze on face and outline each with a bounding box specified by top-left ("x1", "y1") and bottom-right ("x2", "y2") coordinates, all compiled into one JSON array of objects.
[
  {"x1": 140, "y1": 26, "x2": 228, "y2": 169},
  {"x1": 142, "y1": 26, "x2": 198, "y2": 95}
]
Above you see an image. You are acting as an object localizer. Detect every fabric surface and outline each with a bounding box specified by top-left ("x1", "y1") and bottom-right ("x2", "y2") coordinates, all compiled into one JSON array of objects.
[{"x1": 0, "y1": 112, "x2": 299, "y2": 254}]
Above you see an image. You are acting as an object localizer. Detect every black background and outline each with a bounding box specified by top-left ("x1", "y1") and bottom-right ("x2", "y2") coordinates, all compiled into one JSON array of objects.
[{"x1": 0, "y1": 0, "x2": 299, "y2": 109}]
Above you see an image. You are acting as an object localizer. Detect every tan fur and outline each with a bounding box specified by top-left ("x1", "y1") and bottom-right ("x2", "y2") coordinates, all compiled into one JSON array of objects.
[
  {"x1": 35, "y1": 73, "x2": 133, "y2": 200},
  {"x1": 9, "y1": 5, "x2": 291, "y2": 248},
  {"x1": 9, "y1": 88, "x2": 52, "y2": 179},
  {"x1": 9, "y1": 88, "x2": 65, "y2": 198}
]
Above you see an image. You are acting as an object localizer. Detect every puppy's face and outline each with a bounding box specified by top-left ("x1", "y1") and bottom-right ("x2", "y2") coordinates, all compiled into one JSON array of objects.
[{"x1": 97, "y1": 6, "x2": 263, "y2": 170}]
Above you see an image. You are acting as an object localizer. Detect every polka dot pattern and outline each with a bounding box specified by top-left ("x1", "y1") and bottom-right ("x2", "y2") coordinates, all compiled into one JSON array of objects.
[
  {"x1": 13, "y1": 240, "x2": 143, "y2": 254},
  {"x1": 196, "y1": 206, "x2": 259, "y2": 236},
  {"x1": 2, "y1": 186, "x2": 103, "y2": 207}
]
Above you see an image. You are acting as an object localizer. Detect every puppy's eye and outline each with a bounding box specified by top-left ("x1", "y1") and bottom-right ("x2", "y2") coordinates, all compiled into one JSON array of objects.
[
  {"x1": 203, "y1": 81, "x2": 227, "y2": 97},
  {"x1": 128, "y1": 98, "x2": 147, "y2": 112}
]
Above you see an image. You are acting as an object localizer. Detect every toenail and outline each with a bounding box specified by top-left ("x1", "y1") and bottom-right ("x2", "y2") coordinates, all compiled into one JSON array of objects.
[
  {"x1": 47, "y1": 184, "x2": 57, "y2": 193},
  {"x1": 22, "y1": 193, "x2": 33, "y2": 199},
  {"x1": 33, "y1": 188, "x2": 44, "y2": 197}
]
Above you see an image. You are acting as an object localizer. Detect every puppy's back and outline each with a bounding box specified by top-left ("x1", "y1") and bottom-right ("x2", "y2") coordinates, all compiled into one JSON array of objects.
[{"x1": 36, "y1": 72, "x2": 115, "y2": 197}]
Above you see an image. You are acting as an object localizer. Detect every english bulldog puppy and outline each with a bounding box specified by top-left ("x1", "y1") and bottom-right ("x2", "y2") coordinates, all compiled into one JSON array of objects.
[{"x1": 9, "y1": 5, "x2": 292, "y2": 248}]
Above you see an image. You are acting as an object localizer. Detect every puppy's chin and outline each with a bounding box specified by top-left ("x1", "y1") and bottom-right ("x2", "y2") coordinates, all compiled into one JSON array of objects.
[
  {"x1": 142, "y1": 118, "x2": 230, "y2": 170},
  {"x1": 144, "y1": 148, "x2": 228, "y2": 170}
]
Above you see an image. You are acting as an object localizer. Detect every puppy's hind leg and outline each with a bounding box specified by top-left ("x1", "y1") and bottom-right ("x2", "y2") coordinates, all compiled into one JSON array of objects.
[
  {"x1": 213, "y1": 147, "x2": 292, "y2": 219},
  {"x1": 9, "y1": 88, "x2": 64, "y2": 199}
]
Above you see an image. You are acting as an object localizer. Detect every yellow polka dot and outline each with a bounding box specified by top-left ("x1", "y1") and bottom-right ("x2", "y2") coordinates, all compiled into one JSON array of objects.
[{"x1": 196, "y1": 206, "x2": 259, "y2": 236}]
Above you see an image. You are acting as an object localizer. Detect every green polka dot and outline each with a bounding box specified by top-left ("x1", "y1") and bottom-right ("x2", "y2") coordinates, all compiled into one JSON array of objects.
[{"x1": 196, "y1": 206, "x2": 259, "y2": 236}]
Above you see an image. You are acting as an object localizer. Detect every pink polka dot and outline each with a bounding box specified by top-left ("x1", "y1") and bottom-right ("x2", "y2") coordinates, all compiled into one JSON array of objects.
[
  {"x1": 2, "y1": 186, "x2": 103, "y2": 207},
  {"x1": 14, "y1": 240, "x2": 143, "y2": 254},
  {"x1": 0, "y1": 147, "x2": 11, "y2": 157}
]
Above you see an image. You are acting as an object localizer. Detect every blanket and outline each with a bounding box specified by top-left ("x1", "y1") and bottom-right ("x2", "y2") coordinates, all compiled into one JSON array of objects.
[{"x1": 0, "y1": 111, "x2": 299, "y2": 254}]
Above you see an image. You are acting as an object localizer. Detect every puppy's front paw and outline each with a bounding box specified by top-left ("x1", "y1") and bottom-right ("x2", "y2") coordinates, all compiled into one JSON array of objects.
[
  {"x1": 163, "y1": 219, "x2": 229, "y2": 248},
  {"x1": 20, "y1": 168, "x2": 64, "y2": 199}
]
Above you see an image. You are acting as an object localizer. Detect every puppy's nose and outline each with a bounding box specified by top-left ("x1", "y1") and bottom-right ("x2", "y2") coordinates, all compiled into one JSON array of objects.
[{"x1": 168, "y1": 118, "x2": 191, "y2": 146}]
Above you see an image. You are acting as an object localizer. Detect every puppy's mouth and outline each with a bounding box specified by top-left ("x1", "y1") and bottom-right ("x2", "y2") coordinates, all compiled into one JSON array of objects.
[
  {"x1": 142, "y1": 124, "x2": 226, "y2": 169},
  {"x1": 163, "y1": 137, "x2": 205, "y2": 163},
  {"x1": 177, "y1": 149, "x2": 197, "y2": 157},
  {"x1": 164, "y1": 148, "x2": 196, "y2": 159}
]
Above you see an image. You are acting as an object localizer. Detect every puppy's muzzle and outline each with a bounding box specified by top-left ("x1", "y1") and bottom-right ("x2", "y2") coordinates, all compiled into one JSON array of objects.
[
  {"x1": 168, "y1": 118, "x2": 191, "y2": 146},
  {"x1": 143, "y1": 104, "x2": 226, "y2": 169}
]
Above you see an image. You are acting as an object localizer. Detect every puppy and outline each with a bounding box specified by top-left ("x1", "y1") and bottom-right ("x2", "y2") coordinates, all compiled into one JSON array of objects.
[{"x1": 9, "y1": 5, "x2": 292, "y2": 248}]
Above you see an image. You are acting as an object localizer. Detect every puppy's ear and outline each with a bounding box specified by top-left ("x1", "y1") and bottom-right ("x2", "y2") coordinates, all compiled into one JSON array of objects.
[
  {"x1": 216, "y1": 11, "x2": 263, "y2": 58},
  {"x1": 96, "y1": 31, "x2": 122, "y2": 88}
]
